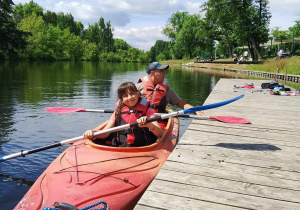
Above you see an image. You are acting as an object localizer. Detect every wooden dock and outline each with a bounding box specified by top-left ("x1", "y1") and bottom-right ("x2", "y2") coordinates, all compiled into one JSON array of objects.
[{"x1": 135, "y1": 79, "x2": 300, "y2": 210}]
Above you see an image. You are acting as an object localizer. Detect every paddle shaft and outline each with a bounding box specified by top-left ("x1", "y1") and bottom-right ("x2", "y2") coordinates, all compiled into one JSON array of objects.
[
  {"x1": 1, "y1": 95, "x2": 243, "y2": 162},
  {"x1": 0, "y1": 114, "x2": 174, "y2": 162},
  {"x1": 84, "y1": 109, "x2": 114, "y2": 113}
]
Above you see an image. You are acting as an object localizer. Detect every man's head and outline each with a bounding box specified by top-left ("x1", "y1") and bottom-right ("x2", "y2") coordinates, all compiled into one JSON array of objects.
[
  {"x1": 147, "y1": 62, "x2": 169, "y2": 74},
  {"x1": 147, "y1": 62, "x2": 169, "y2": 84}
]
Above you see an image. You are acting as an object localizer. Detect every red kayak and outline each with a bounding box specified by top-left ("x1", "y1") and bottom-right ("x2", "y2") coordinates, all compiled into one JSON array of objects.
[{"x1": 14, "y1": 115, "x2": 179, "y2": 210}]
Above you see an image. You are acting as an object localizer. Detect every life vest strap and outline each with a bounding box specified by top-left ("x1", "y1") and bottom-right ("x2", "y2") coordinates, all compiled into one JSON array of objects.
[
  {"x1": 147, "y1": 88, "x2": 164, "y2": 92},
  {"x1": 119, "y1": 128, "x2": 146, "y2": 135},
  {"x1": 120, "y1": 110, "x2": 143, "y2": 116},
  {"x1": 150, "y1": 104, "x2": 166, "y2": 110}
]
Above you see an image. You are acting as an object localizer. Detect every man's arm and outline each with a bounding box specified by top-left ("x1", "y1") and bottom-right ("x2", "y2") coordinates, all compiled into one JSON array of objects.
[
  {"x1": 176, "y1": 100, "x2": 205, "y2": 116},
  {"x1": 167, "y1": 87, "x2": 205, "y2": 116}
]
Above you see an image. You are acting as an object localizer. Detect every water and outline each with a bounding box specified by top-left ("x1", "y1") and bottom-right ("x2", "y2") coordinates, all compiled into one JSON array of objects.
[{"x1": 0, "y1": 61, "x2": 229, "y2": 209}]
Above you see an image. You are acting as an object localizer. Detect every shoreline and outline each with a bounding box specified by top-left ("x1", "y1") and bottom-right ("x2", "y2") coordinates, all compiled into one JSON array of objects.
[{"x1": 177, "y1": 62, "x2": 300, "y2": 89}]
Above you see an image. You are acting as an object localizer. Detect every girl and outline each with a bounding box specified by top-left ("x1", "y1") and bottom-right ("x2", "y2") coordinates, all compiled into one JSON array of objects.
[{"x1": 83, "y1": 82, "x2": 164, "y2": 147}]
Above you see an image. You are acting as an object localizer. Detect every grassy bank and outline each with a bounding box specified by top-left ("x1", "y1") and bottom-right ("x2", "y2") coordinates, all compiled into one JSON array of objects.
[
  {"x1": 162, "y1": 57, "x2": 300, "y2": 89},
  {"x1": 162, "y1": 56, "x2": 300, "y2": 75},
  {"x1": 244, "y1": 57, "x2": 300, "y2": 75}
]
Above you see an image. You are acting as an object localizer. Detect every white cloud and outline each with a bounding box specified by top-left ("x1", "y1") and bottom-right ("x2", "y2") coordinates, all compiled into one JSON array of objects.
[
  {"x1": 268, "y1": 0, "x2": 300, "y2": 30},
  {"x1": 185, "y1": 1, "x2": 203, "y2": 15},
  {"x1": 114, "y1": 26, "x2": 170, "y2": 50},
  {"x1": 269, "y1": 0, "x2": 300, "y2": 14}
]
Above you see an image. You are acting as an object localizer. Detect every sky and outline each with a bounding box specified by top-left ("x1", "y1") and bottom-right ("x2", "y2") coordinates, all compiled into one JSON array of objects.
[{"x1": 13, "y1": 0, "x2": 300, "y2": 51}]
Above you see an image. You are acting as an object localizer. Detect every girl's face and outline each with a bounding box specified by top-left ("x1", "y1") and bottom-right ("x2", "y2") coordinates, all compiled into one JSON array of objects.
[{"x1": 122, "y1": 89, "x2": 139, "y2": 109}]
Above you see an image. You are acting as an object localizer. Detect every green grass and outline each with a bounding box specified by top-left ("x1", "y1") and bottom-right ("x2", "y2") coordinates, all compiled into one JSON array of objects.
[
  {"x1": 239, "y1": 56, "x2": 300, "y2": 75},
  {"x1": 163, "y1": 57, "x2": 300, "y2": 75},
  {"x1": 162, "y1": 57, "x2": 300, "y2": 89}
]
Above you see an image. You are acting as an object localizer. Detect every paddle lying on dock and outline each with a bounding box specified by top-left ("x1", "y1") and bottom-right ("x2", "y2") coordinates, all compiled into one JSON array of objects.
[
  {"x1": 0, "y1": 94, "x2": 244, "y2": 162},
  {"x1": 155, "y1": 114, "x2": 250, "y2": 124}
]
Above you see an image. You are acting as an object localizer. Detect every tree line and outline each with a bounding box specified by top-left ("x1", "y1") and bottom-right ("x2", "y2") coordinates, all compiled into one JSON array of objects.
[
  {"x1": 1, "y1": 0, "x2": 300, "y2": 62},
  {"x1": 0, "y1": 0, "x2": 164, "y2": 62}
]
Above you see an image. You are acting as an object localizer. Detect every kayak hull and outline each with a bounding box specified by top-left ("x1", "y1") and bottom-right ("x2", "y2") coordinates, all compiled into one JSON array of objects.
[{"x1": 14, "y1": 116, "x2": 179, "y2": 210}]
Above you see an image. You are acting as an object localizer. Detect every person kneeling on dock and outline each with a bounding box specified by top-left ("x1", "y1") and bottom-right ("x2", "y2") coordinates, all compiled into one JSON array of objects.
[{"x1": 83, "y1": 82, "x2": 163, "y2": 147}]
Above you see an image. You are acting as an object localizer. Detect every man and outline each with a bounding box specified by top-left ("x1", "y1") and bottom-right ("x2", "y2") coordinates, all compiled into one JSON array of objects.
[
  {"x1": 136, "y1": 61, "x2": 205, "y2": 128},
  {"x1": 243, "y1": 50, "x2": 248, "y2": 60},
  {"x1": 277, "y1": 49, "x2": 284, "y2": 59}
]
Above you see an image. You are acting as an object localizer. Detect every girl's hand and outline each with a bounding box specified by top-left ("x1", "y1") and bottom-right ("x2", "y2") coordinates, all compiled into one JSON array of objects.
[
  {"x1": 83, "y1": 130, "x2": 94, "y2": 140},
  {"x1": 137, "y1": 116, "x2": 151, "y2": 128}
]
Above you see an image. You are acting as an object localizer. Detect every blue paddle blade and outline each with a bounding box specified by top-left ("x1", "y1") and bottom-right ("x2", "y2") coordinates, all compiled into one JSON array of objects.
[{"x1": 183, "y1": 94, "x2": 244, "y2": 114}]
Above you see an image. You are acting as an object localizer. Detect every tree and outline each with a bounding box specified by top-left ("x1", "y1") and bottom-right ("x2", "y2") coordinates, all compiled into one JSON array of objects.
[
  {"x1": 176, "y1": 15, "x2": 204, "y2": 58},
  {"x1": 229, "y1": 0, "x2": 271, "y2": 60},
  {"x1": 17, "y1": 13, "x2": 48, "y2": 60},
  {"x1": 13, "y1": 0, "x2": 43, "y2": 23},
  {"x1": 82, "y1": 17, "x2": 114, "y2": 54},
  {"x1": 163, "y1": 12, "x2": 189, "y2": 40},
  {"x1": 271, "y1": 27, "x2": 288, "y2": 48},
  {"x1": 149, "y1": 40, "x2": 170, "y2": 61},
  {"x1": 0, "y1": 0, "x2": 28, "y2": 59},
  {"x1": 202, "y1": 0, "x2": 237, "y2": 58},
  {"x1": 288, "y1": 20, "x2": 300, "y2": 38},
  {"x1": 198, "y1": 11, "x2": 218, "y2": 59},
  {"x1": 163, "y1": 12, "x2": 189, "y2": 59},
  {"x1": 43, "y1": 10, "x2": 57, "y2": 26},
  {"x1": 55, "y1": 12, "x2": 83, "y2": 36},
  {"x1": 83, "y1": 41, "x2": 99, "y2": 61},
  {"x1": 163, "y1": 12, "x2": 205, "y2": 59},
  {"x1": 112, "y1": 38, "x2": 131, "y2": 52}
]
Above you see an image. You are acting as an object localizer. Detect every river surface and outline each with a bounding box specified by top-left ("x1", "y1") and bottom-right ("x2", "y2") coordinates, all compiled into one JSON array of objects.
[{"x1": 0, "y1": 61, "x2": 234, "y2": 209}]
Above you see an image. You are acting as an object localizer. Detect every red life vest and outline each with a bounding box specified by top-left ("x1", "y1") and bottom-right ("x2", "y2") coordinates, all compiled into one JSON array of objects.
[
  {"x1": 115, "y1": 98, "x2": 155, "y2": 146},
  {"x1": 140, "y1": 75, "x2": 167, "y2": 113}
]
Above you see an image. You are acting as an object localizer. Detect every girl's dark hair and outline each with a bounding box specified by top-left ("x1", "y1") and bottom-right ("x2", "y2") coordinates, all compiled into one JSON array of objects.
[{"x1": 114, "y1": 82, "x2": 139, "y2": 143}]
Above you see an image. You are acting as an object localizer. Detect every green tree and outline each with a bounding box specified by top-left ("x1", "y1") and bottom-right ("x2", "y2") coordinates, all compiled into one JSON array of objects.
[
  {"x1": 202, "y1": 0, "x2": 237, "y2": 58},
  {"x1": 163, "y1": 12, "x2": 189, "y2": 59},
  {"x1": 13, "y1": 0, "x2": 43, "y2": 23},
  {"x1": 230, "y1": 0, "x2": 271, "y2": 60},
  {"x1": 43, "y1": 10, "x2": 57, "y2": 26},
  {"x1": 18, "y1": 13, "x2": 48, "y2": 60},
  {"x1": 105, "y1": 20, "x2": 114, "y2": 52},
  {"x1": 177, "y1": 14, "x2": 205, "y2": 58},
  {"x1": 149, "y1": 40, "x2": 171, "y2": 61},
  {"x1": 0, "y1": 0, "x2": 28, "y2": 59},
  {"x1": 113, "y1": 38, "x2": 131, "y2": 52},
  {"x1": 163, "y1": 12, "x2": 189, "y2": 40},
  {"x1": 155, "y1": 52, "x2": 166, "y2": 61},
  {"x1": 139, "y1": 51, "x2": 150, "y2": 63},
  {"x1": 83, "y1": 17, "x2": 114, "y2": 54},
  {"x1": 288, "y1": 21, "x2": 300, "y2": 38},
  {"x1": 271, "y1": 27, "x2": 288, "y2": 48},
  {"x1": 56, "y1": 12, "x2": 83, "y2": 36},
  {"x1": 83, "y1": 41, "x2": 99, "y2": 61},
  {"x1": 127, "y1": 47, "x2": 140, "y2": 61},
  {"x1": 163, "y1": 12, "x2": 205, "y2": 59}
]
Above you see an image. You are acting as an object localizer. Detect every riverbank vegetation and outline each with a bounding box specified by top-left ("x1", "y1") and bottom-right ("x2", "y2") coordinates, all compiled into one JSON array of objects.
[
  {"x1": 1, "y1": 0, "x2": 300, "y2": 68},
  {"x1": 163, "y1": 55, "x2": 300, "y2": 76}
]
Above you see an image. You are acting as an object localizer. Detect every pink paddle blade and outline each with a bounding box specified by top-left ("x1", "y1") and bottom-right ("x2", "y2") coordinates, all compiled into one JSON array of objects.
[
  {"x1": 211, "y1": 116, "x2": 251, "y2": 124},
  {"x1": 45, "y1": 107, "x2": 86, "y2": 113}
]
